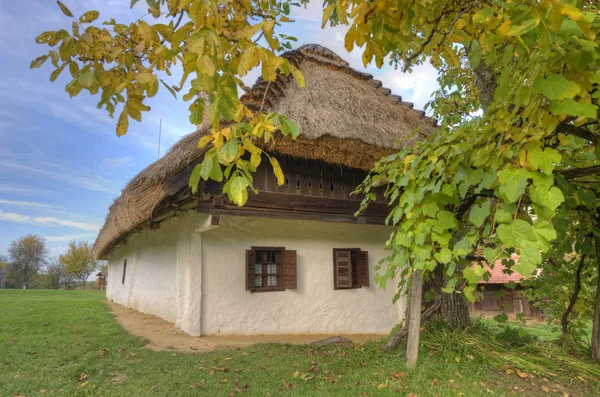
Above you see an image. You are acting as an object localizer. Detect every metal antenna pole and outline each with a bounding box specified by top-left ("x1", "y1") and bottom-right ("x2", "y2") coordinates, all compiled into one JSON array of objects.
[{"x1": 158, "y1": 119, "x2": 162, "y2": 160}]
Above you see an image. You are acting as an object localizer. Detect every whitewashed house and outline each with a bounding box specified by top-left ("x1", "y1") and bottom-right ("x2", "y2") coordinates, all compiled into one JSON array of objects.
[{"x1": 94, "y1": 44, "x2": 436, "y2": 337}]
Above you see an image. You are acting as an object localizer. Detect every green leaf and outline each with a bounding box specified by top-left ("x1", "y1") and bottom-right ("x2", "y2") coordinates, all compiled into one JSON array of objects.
[
  {"x1": 494, "y1": 313, "x2": 509, "y2": 323},
  {"x1": 238, "y1": 45, "x2": 256, "y2": 76},
  {"x1": 532, "y1": 75, "x2": 580, "y2": 100},
  {"x1": 209, "y1": 160, "x2": 223, "y2": 182},
  {"x1": 533, "y1": 220, "x2": 557, "y2": 251},
  {"x1": 469, "y1": 201, "x2": 490, "y2": 227},
  {"x1": 514, "y1": 240, "x2": 541, "y2": 277},
  {"x1": 30, "y1": 55, "x2": 49, "y2": 69},
  {"x1": 433, "y1": 210, "x2": 458, "y2": 233},
  {"x1": 434, "y1": 248, "x2": 452, "y2": 264},
  {"x1": 50, "y1": 63, "x2": 67, "y2": 82},
  {"x1": 189, "y1": 164, "x2": 202, "y2": 194},
  {"x1": 220, "y1": 140, "x2": 239, "y2": 162},
  {"x1": 78, "y1": 70, "x2": 95, "y2": 88},
  {"x1": 56, "y1": 1, "x2": 74, "y2": 17},
  {"x1": 529, "y1": 147, "x2": 561, "y2": 174},
  {"x1": 160, "y1": 79, "x2": 177, "y2": 99},
  {"x1": 497, "y1": 219, "x2": 536, "y2": 248},
  {"x1": 189, "y1": 99, "x2": 205, "y2": 125},
  {"x1": 229, "y1": 176, "x2": 249, "y2": 206},
  {"x1": 278, "y1": 115, "x2": 300, "y2": 139},
  {"x1": 463, "y1": 265, "x2": 486, "y2": 284},
  {"x1": 497, "y1": 167, "x2": 530, "y2": 203},
  {"x1": 530, "y1": 185, "x2": 564, "y2": 212},
  {"x1": 199, "y1": 155, "x2": 213, "y2": 181},
  {"x1": 468, "y1": 40, "x2": 482, "y2": 69},
  {"x1": 506, "y1": 18, "x2": 539, "y2": 37},
  {"x1": 549, "y1": 99, "x2": 597, "y2": 118}
]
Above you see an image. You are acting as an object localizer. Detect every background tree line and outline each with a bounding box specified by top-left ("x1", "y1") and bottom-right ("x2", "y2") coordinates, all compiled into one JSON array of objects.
[{"x1": 0, "y1": 235, "x2": 106, "y2": 290}]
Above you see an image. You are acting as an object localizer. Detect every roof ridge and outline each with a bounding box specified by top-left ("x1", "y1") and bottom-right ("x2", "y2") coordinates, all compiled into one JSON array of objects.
[{"x1": 240, "y1": 43, "x2": 437, "y2": 131}]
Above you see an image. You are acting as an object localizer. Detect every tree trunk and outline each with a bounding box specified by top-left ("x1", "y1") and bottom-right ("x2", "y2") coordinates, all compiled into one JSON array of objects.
[
  {"x1": 473, "y1": 63, "x2": 497, "y2": 111},
  {"x1": 592, "y1": 236, "x2": 600, "y2": 361},
  {"x1": 406, "y1": 270, "x2": 423, "y2": 367},
  {"x1": 440, "y1": 292, "x2": 471, "y2": 328},
  {"x1": 561, "y1": 254, "x2": 585, "y2": 335},
  {"x1": 435, "y1": 264, "x2": 471, "y2": 328}
]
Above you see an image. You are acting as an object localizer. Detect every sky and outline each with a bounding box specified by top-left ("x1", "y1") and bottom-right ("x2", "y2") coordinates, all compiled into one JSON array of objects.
[{"x1": 0, "y1": 0, "x2": 439, "y2": 259}]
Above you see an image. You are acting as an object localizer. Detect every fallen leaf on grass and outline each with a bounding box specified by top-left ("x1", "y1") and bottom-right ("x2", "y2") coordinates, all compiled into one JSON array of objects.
[
  {"x1": 96, "y1": 348, "x2": 109, "y2": 359},
  {"x1": 42, "y1": 323, "x2": 49, "y2": 327},
  {"x1": 25, "y1": 351, "x2": 37, "y2": 356},
  {"x1": 111, "y1": 373, "x2": 127, "y2": 383},
  {"x1": 541, "y1": 386, "x2": 550, "y2": 393},
  {"x1": 126, "y1": 353, "x2": 136, "y2": 360},
  {"x1": 390, "y1": 371, "x2": 404, "y2": 379},
  {"x1": 576, "y1": 376, "x2": 587, "y2": 383},
  {"x1": 117, "y1": 347, "x2": 124, "y2": 353},
  {"x1": 283, "y1": 379, "x2": 295, "y2": 389},
  {"x1": 78, "y1": 372, "x2": 89, "y2": 381},
  {"x1": 430, "y1": 379, "x2": 438, "y2": 386},
  {"x1": 191, "y1": 382, "x2": 204, "y2": 389},
  {"x1": 377, "y1": 380, "x2": 389, "y2": 389},
  {"x1": 220, "y1": 378, "x2": 229, "y2": 383},
  {"x1": 212, "y1": 366, "x2": 229, "y2": 372},
  {"x1": 13, "y1": 394, "x2": 29, "y2": 397},
  {"x1": 516, "y1": 370, "x2": 531, "y2": 380}
]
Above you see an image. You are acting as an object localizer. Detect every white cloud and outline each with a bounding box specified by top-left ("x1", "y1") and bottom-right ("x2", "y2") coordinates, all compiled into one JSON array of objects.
[
  {"x1": 0, "y1": 210, "x2": 100, "y2": 232},
  {"x1": 0, "y1": 160, "x2": 118, "y2": 194},
  {"x1": 0, "y1": 199, "x2": 52, "y2": 208},
  {"x1": 0, "y1": 183, "x2": 55, "y2": 196},
  {"x1": 100, "y1": 156, "x2": 133, "y2": 169}
]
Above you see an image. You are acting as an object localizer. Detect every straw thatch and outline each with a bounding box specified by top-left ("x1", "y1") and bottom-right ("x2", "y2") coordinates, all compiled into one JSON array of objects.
[{"x1": 93, "y1": 43, "x2": 437, "y2": 259}]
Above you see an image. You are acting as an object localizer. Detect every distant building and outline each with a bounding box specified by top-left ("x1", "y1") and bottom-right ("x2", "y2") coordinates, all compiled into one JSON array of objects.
[{"x1": 469, "y1": 254, "x2": 541, "y2": 320}]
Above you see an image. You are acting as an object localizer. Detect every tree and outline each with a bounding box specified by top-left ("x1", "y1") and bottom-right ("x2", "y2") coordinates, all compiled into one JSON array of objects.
[
  {"x1": 59, "y1": 240, "x2": 98, "y2": 289},
  {"x1": 7, "y1": 235, "x2": 49, "y2": 288},
  {"x1": 34, "y1": 1, "x2": 599, "y2": 361},
  {"x1": 46, "y1": 257, "x2": 66, "y2": 290}
]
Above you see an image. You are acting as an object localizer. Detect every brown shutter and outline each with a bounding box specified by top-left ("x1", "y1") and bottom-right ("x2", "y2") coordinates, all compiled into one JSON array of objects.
[
  {"x1": 356, "y1": 251, "x2": 369, "y2": 287},
  {"x1": 245, "y1": 250, "x2": 256, "y2": 291},
  {"x1": 334, "y1": 250, "x2": 352, "y2": 289},
  {"x1": 283, "y1": 250, "x2": 297, "y2": 289}
]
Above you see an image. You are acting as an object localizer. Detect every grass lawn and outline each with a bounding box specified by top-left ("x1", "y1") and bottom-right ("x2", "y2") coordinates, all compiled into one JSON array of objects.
[{"x1": 1, "y1": 290, "x2": 599, "y2": 397}]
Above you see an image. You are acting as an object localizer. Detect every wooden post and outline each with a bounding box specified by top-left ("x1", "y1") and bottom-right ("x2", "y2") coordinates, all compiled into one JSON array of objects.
[{"x1": 406, "y1": 269, "x2": 423, "y2": 367}]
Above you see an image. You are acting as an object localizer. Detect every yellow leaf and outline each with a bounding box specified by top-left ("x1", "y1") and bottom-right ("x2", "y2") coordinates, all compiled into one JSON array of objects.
[
  {"x1": 289, "y1": 64, "x2": 304, "y2": 88},
  {"x1": 197, "y1": 55, "x2": 215, "y2": 77},
  {"x1": 322, "y1": 4, "x2": 335, "y2": 28},
  {"x1": 238, "y1": 45, "x2": 256, "y2": 76},
  {"x1": 117, "y1": 109, "x2": 128, "y2": 136},
  {"x1": 198, "y1": 135, "x2": 212, "y2": 149},
  {"x1": 270, "y1": 157, "x2": 285, "y2": 186}
]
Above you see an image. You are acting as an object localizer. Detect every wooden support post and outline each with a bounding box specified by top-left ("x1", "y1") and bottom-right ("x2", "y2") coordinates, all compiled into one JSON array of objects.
[{"x1": 406, "y1": 269, "x2": 423, "y2": 368}]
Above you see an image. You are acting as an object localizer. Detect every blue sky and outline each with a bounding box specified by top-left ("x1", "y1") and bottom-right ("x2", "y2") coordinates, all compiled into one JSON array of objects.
[{"x1": 0, "y1": 0, "x2": 438, "y2": 258}]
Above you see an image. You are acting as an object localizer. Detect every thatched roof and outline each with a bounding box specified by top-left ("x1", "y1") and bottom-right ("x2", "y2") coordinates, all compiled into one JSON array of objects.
[{"x1": 93, "y1": 43, "x2": 437, "y2": 259}]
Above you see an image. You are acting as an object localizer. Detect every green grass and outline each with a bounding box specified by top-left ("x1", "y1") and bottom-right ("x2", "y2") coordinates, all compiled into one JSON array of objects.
[
  {"x1": 481, "y1": 318, "x2": 594, "y2": 343},
  {"x1": 1, "y1": 290, "x2": 598, "y2": 397}
]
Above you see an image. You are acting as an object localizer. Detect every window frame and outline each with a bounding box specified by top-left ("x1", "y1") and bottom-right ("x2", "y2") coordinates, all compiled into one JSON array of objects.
[
  {"x1": 250, "y1": 246, "x2": 285, "y2": 293},
  {"x1": 333, "y1": 248, "x2": 362, "y2": 290}
]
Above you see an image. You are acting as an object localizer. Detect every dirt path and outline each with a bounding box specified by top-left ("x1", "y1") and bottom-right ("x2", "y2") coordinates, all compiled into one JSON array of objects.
[{"x1": 107, "y1": 301, "x2": 385, "y2": 353}]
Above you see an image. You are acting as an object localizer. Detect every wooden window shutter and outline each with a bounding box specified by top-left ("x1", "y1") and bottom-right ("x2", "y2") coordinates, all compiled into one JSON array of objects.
[
  {"x1": 356, "y1": 251, "x2": 369, "y2": 287},
  {"x1": 245, "y1": 250, "x2": 256, "y2": 291},
  {"x1": 334, "y1": 250, "x2": 352, "y2": 289},
  {"x1": 283, "y1": 250, "x2": 297, "y2": 289}
]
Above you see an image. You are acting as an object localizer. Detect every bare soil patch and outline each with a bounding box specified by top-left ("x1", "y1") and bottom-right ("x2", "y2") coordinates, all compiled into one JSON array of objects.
[{"x1": 107, "y1": 301, "x2": 385, "y2": 353}]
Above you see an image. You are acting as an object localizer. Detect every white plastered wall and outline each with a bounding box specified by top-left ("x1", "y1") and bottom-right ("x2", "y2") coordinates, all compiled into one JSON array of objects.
[
  {"x1": 106, "y1": 211, "x2": 406, "y2": 336},
  {"x1": 201, "y1": 216, "x2": 404, "y2": 335}
]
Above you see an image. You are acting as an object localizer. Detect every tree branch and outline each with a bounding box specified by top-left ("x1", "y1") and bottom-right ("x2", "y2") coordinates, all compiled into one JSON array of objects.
[
  {"x1": 556, "y1": 123, "x2": 599, "y2": 144},
  {"x1": 561, "y1": 254, "x2": 585, "y2": 335},
  {"x1": 559, "y1": 165, "x2": 600, "y2": 180}
]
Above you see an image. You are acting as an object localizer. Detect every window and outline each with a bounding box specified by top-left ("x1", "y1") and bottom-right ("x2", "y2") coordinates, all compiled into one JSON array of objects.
[
  {"x1": 246, "y1": 247, "x2": 297, "y2": 292},
  {"x1": 333, "y1": 248, "x2": 369, "y2": 289},
  {"x1": 121, "y1": 259, "x2": 127, "y2": 285}
]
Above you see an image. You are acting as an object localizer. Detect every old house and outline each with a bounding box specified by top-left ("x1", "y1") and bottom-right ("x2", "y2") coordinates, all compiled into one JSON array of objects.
[
  {"x1": 94, "y1": 44, "x2": 436, "y2": 337},
  {"x1": 469, "y1": 255, "x2": 538, "y2": 320}
]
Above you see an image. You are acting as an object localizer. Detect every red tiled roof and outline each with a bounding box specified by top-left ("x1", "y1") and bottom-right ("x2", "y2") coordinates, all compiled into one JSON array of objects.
[{"x1": 473, "y1": 254, "x2": 528, "y2": 284}]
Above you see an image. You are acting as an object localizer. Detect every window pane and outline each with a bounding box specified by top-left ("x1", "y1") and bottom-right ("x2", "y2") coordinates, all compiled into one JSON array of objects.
[
  {"x1": 256, "y1": 251, "x2": 263, "y2": 263},
  {"x1": 267, "y1": 275, "x2": 277, "y2": 287},
  {"x1": 255, "y1": 276, "x2": 262, "y2": 287},
  {"x1": 267, "y1": 263, "x2": 277, "y2": 275},
  {"x1": 255, "y1": 264, "x2": 262, "y2": 275}
]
